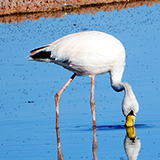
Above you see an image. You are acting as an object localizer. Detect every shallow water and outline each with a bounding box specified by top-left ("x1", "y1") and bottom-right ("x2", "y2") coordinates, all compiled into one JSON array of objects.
[{"x1": 0, "y1": 3, "x2": 160, "y2": 160}]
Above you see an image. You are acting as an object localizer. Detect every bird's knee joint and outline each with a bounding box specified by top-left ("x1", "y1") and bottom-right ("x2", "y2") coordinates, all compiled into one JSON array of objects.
[
  {"x1": 90, "y1": 101, "x2": 96, "y2": 109},
  {"x1": 55, "y1": 93, "x2": 61, "y2": 101}
]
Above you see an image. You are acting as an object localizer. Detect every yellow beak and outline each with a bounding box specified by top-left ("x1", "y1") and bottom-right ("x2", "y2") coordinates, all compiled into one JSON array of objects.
[
  {"x1": 125, "y1": 115, "x2": 136, "y2": 127},
  {"x1": 126, "y1": 126, "x2": 136, "y2": 138}
]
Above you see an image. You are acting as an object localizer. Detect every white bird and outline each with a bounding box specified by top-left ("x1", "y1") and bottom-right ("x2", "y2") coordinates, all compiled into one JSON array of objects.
[{"x1": 29, "y1": 31, "x2": 139, "y2": 128}]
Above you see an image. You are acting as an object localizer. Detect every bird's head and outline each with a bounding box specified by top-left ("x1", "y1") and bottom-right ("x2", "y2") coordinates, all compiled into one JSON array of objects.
[{"x1": 122, "y1": 82, "x2": 139, "y2": 127}]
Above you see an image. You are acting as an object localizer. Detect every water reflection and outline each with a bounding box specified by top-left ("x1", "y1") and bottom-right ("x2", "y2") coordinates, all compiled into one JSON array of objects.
[
  {"x1": 56, "y1": 126, "x2": 141, "y2": 159},
  {"x1": 56, "y1": 128, "x2": 64, "y2": 160},
  {"x1": 92, "y1": 128, "x2": 98, "y2": 160},
  {"x1": 124, "y1": 127, "x2": 141, "y2": 160}
]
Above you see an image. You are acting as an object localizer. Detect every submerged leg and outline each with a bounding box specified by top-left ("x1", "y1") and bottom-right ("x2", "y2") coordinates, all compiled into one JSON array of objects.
[
  {"x1": 90, "y1": 76, "x2": 96, "y2": 127},
  {"x1": 55, "y1": 73, "x2": 77, "y2": 128}
]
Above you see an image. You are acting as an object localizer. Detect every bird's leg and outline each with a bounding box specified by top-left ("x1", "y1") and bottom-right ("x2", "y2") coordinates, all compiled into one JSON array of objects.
[
  {"x1": 90, "y1": 76, "x2": 96, "y2": 128},
  {"x1": 55, "y1": 73, "x2": 77, "y2": 129},
  {"x1": 93, "y1": 127, "x2": 98, "y2": 160}
]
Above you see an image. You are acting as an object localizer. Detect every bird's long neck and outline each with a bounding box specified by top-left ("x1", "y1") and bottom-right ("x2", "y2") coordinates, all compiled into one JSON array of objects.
[
  {"x1": 110, "y1": 74, "x2": 133, "y2": 95},
  {"x1": 110, "y1": 70, "x2": 125, "y2": 92},
  {"x1": 111, "y1": 82, "x2": 124, "y2": 92},
  {"x1": 110, "y1": 70, "x2": 139, "y2": 117},
  {"x1": 110, "y1": 70, "x2": 135, "y2": 95},
  {"x1": 111, "y1": 81, "x2": 134, "y2": 98}
]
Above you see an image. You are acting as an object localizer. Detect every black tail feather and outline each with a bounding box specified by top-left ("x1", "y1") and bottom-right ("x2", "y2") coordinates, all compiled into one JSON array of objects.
[{"x1": 30, "y1": 51, "x2": 51, "y2": 59}]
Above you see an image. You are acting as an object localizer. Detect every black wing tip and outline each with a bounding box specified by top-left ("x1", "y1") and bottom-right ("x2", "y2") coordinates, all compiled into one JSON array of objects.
[
  {"x1": 30, "y1": 45, "x2": 49, "y2": 53},
  {"x1": 30, "y1": 51, "x2": 52, "y2": 59}
]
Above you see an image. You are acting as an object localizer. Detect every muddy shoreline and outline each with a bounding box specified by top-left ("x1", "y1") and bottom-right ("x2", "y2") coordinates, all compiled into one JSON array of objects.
[
  {"x1": 0, "y1": 0, "x2": 160, "y2": 23},
  {"x1": 0, "y1": 0, "x2": 127, "y2": 16}
]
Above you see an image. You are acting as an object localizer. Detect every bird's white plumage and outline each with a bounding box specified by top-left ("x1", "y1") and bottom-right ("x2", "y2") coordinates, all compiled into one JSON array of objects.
[
  {"x1": 122, "y1": 82, "x2": 139, "y2": 116},
  {"x1": 29, "y1": 30, "x2": 139, "y2": 124},
  {"x1": 46, "y1": 31, "x2": 125, "y2": 76}
]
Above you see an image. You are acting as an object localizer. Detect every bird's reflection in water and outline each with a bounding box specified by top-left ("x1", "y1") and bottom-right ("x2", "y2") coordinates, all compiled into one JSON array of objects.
[
  {"x1": 92, "y1": 127, "x2": 98, "y2": 160},
  {"x1": 55, "y1": 127, "x2": 98, "y2": 160},
  {"x1": 56, "y1": 126, "x2": 141, "y2": 160},
  {"x1": 124, "y1": 127, "x2": 141, "y2": 160},
  {"x1": 56, "y1": 128, "x2": 64, "y2": 160}
]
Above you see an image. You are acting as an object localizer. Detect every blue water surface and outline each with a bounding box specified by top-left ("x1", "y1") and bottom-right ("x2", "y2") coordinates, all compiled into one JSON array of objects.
[{"x1": 0, "y1": 3, "x2": 160, "y2": 160}]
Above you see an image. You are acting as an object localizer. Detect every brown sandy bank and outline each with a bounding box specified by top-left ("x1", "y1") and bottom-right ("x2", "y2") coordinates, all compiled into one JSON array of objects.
[
  {"x1": 0, "y1": 0, "x2": 160, "y2": 23},
  {"x1": 0, "y1": 0, "x2": 128, "y2": 15}
]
